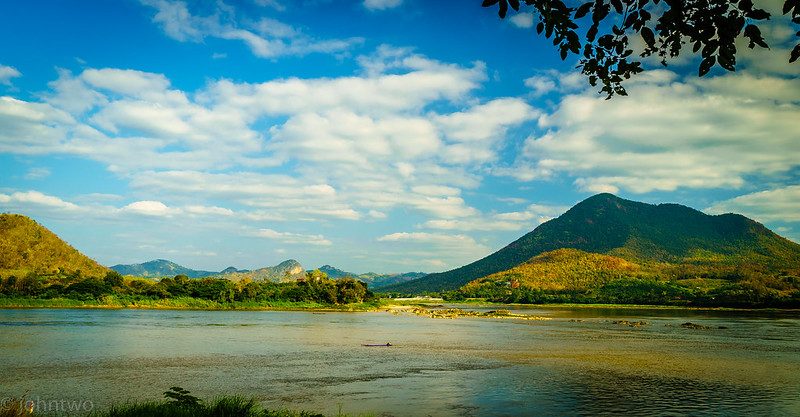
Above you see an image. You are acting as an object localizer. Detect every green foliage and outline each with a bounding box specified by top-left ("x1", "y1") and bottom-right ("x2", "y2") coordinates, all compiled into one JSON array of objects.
[{"x1": 482, "y1": 0, "x2": 800, "y2": 97}]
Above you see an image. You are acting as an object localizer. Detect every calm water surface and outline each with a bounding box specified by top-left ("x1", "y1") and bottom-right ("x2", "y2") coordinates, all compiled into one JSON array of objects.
[{"x1": 1, "y1": 307, "x2": 798, "y2": 416}]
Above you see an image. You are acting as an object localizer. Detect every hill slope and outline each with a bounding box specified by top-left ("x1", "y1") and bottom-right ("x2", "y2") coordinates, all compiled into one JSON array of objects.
[
  {"x1": 385, "y1": 193, "x2": 800, "y2": 293},
  {"x1": 0, "y1": 214, "x2": 109, "y2": 278},
  {"x1": 464, "y1": 248, "x2": 643, "y2": 292},
  {"x1": 111, "y1": 259, "x2": 219, "y2": 278}
]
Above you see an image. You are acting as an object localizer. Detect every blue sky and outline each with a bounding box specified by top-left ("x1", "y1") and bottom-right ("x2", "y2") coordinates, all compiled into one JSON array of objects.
[{"x1": 1, "y1": 0, "x2": 798, "y2": 273}]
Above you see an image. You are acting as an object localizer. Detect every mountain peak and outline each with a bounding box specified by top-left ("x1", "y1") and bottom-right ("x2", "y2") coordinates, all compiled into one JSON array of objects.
[{"x1": 384, "y1": 195, "x2": 800, "y2": 293}]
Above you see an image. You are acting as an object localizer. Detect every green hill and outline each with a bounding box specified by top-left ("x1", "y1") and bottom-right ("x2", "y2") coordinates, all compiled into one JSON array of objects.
[
  {"x1": 0, "y1": 213, "x2": 109, "y2": 278},
  {"x1": 384, "y1": 193, "x2": 800, "y2": 293}
]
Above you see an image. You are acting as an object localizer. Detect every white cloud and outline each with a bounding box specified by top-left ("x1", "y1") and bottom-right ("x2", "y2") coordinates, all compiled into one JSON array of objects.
[
  {"x1": 524, "y1": 76, "x2": 557, "y2": 96},
  {"x1": 501, "y1": 69, "x2": 800, "y2": 194},
  {"x1": 0, "y1": 48, "x2": 541, "y2": 241},
  {"x1": 364, "y1": 0, "x2": 403, "y2": 11},
  {"x1": 121, "y1": 200, "x2": 176, "y2": 217},
  {"x1": 376, "y1": 232, "x2": 491, "y2": 270},
  {"x1": 435, "y1": 98, "x2": 537, "y2": 164},
  {"x1": 0, "y1": 191, "x2": 79, "y2": 211},
  {"x1": 509, "y1": 13, "x2": 533, "y2": 29},
  {"x1": 250, "y1": 228, "x2": 332, "y2": 246},
  {"x1": 706, "y1": 186, "x2": 800, "y2": 223},
  {"x1": 24, "y1": 167, "x2": 51, "y2": 180},
  {"x1": 421, "y1": 203, "x2": 567, "y2": 231},
  {"x1": 140, "y1": 0, "x2": 362, "y2": 58},
  {"x1": 0, "y1": 65, "x2": 21, "y2": 86}
]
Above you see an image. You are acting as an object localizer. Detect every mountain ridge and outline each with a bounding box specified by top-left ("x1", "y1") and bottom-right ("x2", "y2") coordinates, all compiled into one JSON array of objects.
[{"x1": 382, "y1": 193, "x2": 800, "y2": 293}]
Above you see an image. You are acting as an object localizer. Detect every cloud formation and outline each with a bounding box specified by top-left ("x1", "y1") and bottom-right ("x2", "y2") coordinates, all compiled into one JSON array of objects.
[
  {"x1": 140, "y1": 0, "x2": 362, "y2": 58},
  {"x1": 501, "y1": 70, "x2": 800, "y2": 194}
]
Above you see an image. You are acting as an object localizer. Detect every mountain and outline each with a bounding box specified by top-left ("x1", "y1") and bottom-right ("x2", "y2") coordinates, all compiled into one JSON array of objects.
[
  {"x1": 360, "y1": 272, "x2": 428, "y2": 288},
  {"x1": 317, "y1": 265, "x2": 352, "y2": 279},
  {"x1": 218, "y1": 259, "x2": 305, "y2": 282},
  {"x1": 0, "y1": 214, "x2": 109, "y2": 278},
  {"x1": 111, "y1": 259, "x2": 219, "y2": 278},
  {"x1": 311, "y1": 265, "x2": 427, "y2": 289},
  {"x1": 384, "y1": 193, "x2": 800, "y2": 293}
]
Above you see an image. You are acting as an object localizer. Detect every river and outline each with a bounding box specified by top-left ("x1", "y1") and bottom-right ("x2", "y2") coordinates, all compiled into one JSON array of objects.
[{"x1": 1, "y1": 307, "x2": 798, "y2": 416}]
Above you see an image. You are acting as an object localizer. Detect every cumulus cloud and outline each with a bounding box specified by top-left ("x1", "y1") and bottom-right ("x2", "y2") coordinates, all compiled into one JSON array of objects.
[
  {"x1": 706, "y1": 186, "x2": 800, "y2": 223},
  {"x1": 0, "y1": 48, "x2": 541, "y2": 251},
  {"x1": 140, "y1": 0, "x2": 362, "y2": 58},
  {"x1": 500, "y1": 69, "x2": 800, "y2": 194}
]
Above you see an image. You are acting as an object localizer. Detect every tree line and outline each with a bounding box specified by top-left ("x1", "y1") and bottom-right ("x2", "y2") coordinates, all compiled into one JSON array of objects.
[{"x1": 0, "y1": 269, "x2": 375, "y2": 305}]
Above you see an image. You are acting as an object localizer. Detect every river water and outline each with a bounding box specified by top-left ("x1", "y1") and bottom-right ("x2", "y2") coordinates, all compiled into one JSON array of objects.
[{"x1": 0, "y1": 307, "x2": 798, "y2": 416}]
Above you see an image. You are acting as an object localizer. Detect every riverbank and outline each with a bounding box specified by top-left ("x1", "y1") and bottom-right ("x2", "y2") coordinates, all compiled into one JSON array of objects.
[
  {"x1": 1, "y1": 296, "x2": 796, "y2": 314},
  {"x1": 0, "y1": 297, "x2": 383, "y2": 312}
]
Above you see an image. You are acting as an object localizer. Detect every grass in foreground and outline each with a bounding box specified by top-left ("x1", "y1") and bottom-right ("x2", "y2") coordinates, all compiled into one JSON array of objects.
[{"x1": 3, "y1": 388, "x2": 371, "y2": 417}]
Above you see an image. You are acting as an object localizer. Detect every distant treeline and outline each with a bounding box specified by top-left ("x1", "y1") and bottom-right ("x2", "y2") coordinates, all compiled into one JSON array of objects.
[{"x1": 0, "y1": 269, "x2": 375, "y2": 306}]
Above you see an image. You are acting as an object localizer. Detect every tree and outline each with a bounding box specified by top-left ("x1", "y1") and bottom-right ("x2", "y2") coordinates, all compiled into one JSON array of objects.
[
  {"x1": 104, "y1": 270, "x2": 124, "y2": 288},
  {"x1": 481, "y1": 0, "x2": 800, "y2": 97}
]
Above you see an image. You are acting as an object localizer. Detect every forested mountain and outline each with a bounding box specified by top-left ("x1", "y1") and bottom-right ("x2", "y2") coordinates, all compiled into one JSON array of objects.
[{"x1": 384, "y1": 193, "x2": 800, "y2": 293}]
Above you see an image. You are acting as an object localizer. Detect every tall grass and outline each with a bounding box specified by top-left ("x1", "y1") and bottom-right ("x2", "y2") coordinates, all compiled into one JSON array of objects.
[{"x1": 96, "y1": 396, "x2": 326, "y2": 417}]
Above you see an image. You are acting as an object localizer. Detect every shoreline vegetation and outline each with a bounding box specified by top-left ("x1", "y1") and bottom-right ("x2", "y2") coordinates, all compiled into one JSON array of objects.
[{"x1": 1, "y1": 296, "x2": 797, "y2": 314}]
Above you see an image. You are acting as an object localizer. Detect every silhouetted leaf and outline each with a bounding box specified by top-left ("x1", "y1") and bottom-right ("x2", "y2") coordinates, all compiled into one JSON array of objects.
[
  {"x1": 641, "y1": 27, "x2": 655, "y2": 47},
  {"x1": 791, "y1": 44, "x2": 800, "y2": 62},
  {"x1": 482, "y1": 0, "x2": 500, "y2": 6},
  {"x1": 575, "y1": 2, "x2": 593, "y2": 18},
  {"x1": 509, "y1": 0, "x2": 520, "y2": 11},
  {"x1": 699, "y1": 56, "x2": 716, "y2": 76},
  {"x1": 748, "y1": 8, "x2": 771, "y2": 20},
  {"x1": 499, "y1": 0, "x2": 509, "y2": 18}
]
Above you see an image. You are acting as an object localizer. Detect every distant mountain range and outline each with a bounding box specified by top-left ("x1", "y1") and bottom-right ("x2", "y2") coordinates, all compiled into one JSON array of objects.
[
  {"x1": 111, "y1": 259, "x2": 221, "y2": 278},
  {"x1": 111, "y1": 260, "x2": 424, "y2": 288},
  {"x1": 315, "y1": 265, "x2": 426, "y2": 289},
  {"x1": 217, "y1": 259, "x2": 306, "y2": 282},
  {"x1": 383, "y1": 193, "x2": 800, "y2": 293},
  {"x1": 0, "y1": 214, "x2": 109, "y2": 278}
]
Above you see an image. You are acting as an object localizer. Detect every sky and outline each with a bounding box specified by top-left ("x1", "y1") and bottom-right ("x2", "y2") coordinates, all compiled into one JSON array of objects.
[{"x1": 0, "y1": 0, "x2": 798, "y2": 273}]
